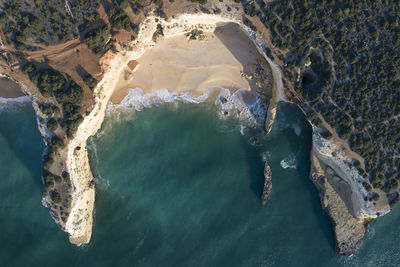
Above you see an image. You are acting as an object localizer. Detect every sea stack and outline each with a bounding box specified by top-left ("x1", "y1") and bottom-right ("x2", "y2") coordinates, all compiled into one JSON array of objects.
[{"x1": 261, "y1": 161, "x2": 272, "y2": 205}]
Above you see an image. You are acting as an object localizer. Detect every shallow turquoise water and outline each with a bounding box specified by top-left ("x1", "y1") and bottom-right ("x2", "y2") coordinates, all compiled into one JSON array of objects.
[{"x1": 1, "y1": 102, "x2": 400, "y2": 266}]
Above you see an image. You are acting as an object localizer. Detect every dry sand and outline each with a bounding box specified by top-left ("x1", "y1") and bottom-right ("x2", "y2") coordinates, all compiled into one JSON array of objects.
[{"x1": 111, "y1": 23, "x2": 271, "y2": 104}]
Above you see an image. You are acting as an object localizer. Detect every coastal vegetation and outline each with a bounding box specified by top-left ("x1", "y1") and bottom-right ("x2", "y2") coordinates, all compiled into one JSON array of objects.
[
  {"x1": 105, "y1": 3, "x2": 132, "y2": 31},
  {"x1": 0, "y1": 0, "x2": 99, "y2": 47},
  {"x1": 152, "y1": 23, "x2": 164, "y2": 42},
  {"x1": 22, "y1": 62, "x2": 85, "y2": 139},
  {"x1": 82, "y1": 25, "x2": 114, "y2": 56},
  {"x1": 254, "y1": 0, "x2": 400, "y2": 205}
]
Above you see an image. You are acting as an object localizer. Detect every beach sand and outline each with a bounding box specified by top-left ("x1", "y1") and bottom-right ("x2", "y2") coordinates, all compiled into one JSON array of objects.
[
  {"x1": 111, "y1": 23, "x2": 272, "y2": 104},
  {"x1": 0, "y1": 77, "x2": 24, "y2": 98}
]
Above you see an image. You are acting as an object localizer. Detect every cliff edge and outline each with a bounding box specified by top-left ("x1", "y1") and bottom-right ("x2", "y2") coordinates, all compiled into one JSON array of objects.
[{"x1": 309, "y1": 130, "x2": 390, "y2": 255}]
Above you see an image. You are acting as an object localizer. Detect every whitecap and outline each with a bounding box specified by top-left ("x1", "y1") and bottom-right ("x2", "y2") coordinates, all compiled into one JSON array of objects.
[
  {"x1": 112, "y1": 87, "x2": 268, "y2": 130},
  {"x1": 0, "y1": 96, "x2": 31, "y2": 111},
  {"x1": 280, "y1": 153, "x2": 297, "y2": 169}
]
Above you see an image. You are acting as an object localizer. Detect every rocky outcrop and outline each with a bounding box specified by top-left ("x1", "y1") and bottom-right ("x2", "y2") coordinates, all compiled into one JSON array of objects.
[
  {"x1": 261, "y1": 161, "x2": 272, "y2": 205},
  {"x1": 310, "y1": 149, "x2": 369, "y2": 255}
]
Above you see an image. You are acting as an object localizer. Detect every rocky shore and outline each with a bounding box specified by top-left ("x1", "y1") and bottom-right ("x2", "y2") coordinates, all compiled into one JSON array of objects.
[
  {"x1": 308, "y1": 130, "x2": 390, "y2": 255},
  {"x1": 309, "y1": 149, "x2": 367, "y2": 255}
]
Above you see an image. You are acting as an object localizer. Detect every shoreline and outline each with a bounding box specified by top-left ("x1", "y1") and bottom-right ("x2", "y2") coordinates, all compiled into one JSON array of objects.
[{"x1": 64, "y1": 13, "x2": 281, "y2": 245}]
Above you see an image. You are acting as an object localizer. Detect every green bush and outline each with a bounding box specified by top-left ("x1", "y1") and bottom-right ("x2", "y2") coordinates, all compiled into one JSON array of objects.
[
  {"x1": 50, "y1": 189, "x2": 62, "y2": 203},
  {"x1": 83, "y1": 25, "x2": 112, "y2": 56},
  {"x1": 47, "y1": 118, "x2": 58, "y2": 131},
  {"x1": 21, "y1": 62, "x2": 36, "y2": 74},
  {"x1": 38, "y1": 103, "x2": 59, "y2": 116},
  {"x1": 83, "y1": 75, "x2": 98, "y2": 90},
  {"x1": 42, "y1": 155, "x2": 54, "y2": 170},
  {"x1": 62, "y1": 171, "x2": 70, "y2": 183},
  {"x1": 107, "y1": 7, "x2": 131, "y2": 31},
  {"x1": 152, "y1": 24, "x2": 163, "y2": 42},
  {"x1": 49, "y1": 135, "x2": 65, "y2": 149},
  {"x1": 31, "y1": 69, "x2": 66, "y2": 97}
]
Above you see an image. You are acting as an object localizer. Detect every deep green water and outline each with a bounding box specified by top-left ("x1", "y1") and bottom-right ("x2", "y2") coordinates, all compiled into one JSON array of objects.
[{"x1": 1, "y1": 101, "x2": 400, "y2": 266}]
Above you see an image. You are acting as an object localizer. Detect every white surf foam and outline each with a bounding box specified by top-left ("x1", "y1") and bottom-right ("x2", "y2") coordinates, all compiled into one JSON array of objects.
[
  {"x1": 280, "y1": 153, "x2": 297, "y2": 169},
  {"x1": 0, "y1": 96, "x2": 31, "y2": 111},
  {"x1": 110, "y1": 87, "x2": 268, "y2": 128}
]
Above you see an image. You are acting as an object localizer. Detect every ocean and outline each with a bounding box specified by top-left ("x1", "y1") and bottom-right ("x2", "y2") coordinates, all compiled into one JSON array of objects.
[{"x1": 1, "y1": 101, "x2": 400, "y2": 266}]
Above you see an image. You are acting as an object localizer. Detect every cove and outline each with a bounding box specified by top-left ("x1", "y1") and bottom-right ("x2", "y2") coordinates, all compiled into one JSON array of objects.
[
  {"x1": 87, "y1": 101, "x2": 334, "y2": 266},
  {"x1": 2, "y1": 102, "x2": 400, "y2": 266}
]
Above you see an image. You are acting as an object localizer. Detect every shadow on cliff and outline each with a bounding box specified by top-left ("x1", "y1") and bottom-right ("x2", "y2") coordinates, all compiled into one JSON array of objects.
[
  {"x1": 0, "y1": 104, "x2": 44, "y2": 189},
  {"x1": 214, "y1": 22, "x2": 272, "y2": 109},
  {"x1": 239, "y1": 128, "x2": 266, "y2": 201},
  {"x1": 274, "y1": 102, "x2": 335, "y2": 249}
]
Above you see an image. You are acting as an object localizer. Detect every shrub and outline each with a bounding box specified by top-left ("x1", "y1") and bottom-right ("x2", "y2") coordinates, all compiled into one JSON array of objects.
[
  {"x1": 152, "y1": 24, "x2": 163, "y2": 42},
  {"x1": 54, "y1": 175, "x2": 62, "y2": 183},
  {"x1": 31, "y1": 69, "x2": 66, "y2": 97},
  {"x1": 49, "y1": 135, "x2": 65, "y2": 149},
  {"x1": 42, "y1": 155, "x2": 54, "y2": 170},
  {"x1": 50, "y1": 189, "x2": 62, "y2": 203},
  {"x1": 61, "y1": 171, "x2": 70, "y2": 183},
  {"x1": 83, "y1": 75, "x2": 98, "y2": 90},
  {"x1": 83, "y1": 25, "x2": 112, "y2": 56},
  {"x1": 38, "y1": 103, "x2": 59, "y2": 116},
  {"x1": 47, "y1": 118, "x2": 58, "y2": 131},
  {"x1": 21, "y1": 62, "x2": 36, "y2": 74},
  {"x1": 107, "y1": 7, "x2": 131, "y2": 31}
]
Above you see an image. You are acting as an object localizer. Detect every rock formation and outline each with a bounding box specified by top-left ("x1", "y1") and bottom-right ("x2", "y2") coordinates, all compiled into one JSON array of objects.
[{"x1": 261, "y1": 161, "x2": 272, "y2": 205}]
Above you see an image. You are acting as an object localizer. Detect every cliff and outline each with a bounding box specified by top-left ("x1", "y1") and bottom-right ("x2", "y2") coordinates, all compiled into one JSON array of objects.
[{"x1": 308, "y1": 130, "x2": 390, "y2": 255}]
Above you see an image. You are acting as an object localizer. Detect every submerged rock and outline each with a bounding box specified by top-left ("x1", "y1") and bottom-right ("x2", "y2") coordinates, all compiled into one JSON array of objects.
[{"x1": 261, "y1": 161, "x2": 272, "y2": 205}]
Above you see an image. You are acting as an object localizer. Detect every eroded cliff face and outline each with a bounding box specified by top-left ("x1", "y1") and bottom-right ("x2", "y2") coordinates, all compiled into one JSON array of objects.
[
  {"x1": 307, "y1": 130, "x2": 390, "y2": 255},
  {"x1": 310, "y1": 149, "x2": 367, "y2": 255}
]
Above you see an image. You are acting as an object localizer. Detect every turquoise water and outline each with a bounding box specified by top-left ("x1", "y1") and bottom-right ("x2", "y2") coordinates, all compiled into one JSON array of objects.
[{"x1": 1, "y1": 101, "x2": 400, "y2": 266}]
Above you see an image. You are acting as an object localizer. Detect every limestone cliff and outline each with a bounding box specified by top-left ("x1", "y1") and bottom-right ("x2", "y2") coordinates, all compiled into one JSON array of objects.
[
  {"x1": 307, "y1": 129, "x2": 390, "y2": 255},
  {"x1": 309, "y1": 149, "x2": 368, "y2": 255}
]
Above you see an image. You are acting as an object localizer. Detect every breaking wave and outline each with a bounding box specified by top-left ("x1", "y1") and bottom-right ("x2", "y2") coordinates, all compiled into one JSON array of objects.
[
  {"x1": 109, "y1": 87, "x2": 268, "y2": 129},
  {"x1": 280, "y1": 153, "x2": 297, "y2": 169},
  {"x1": 0, "y1": 96, "x2": 31, "y2": 111}
]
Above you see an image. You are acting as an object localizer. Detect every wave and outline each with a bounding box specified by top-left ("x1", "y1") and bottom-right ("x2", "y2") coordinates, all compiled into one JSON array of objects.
[
  {"x1": 280, "y1": 153, "x2": 297, "y2": 169},
  {"x1": 109, "y1": 87, "x2": 268, "y2": 129},
  {"x1": 0, "y1": 96, "x2": 31, "y2": 111},
  {"x1": 87, "y1": 138, "x2": 110, "y2": 190}
]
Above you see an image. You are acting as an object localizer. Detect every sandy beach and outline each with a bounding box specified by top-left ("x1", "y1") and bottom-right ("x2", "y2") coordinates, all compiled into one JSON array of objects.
[
  {"x1": 111, "y1": 22, "x2": 273, "y2": 104},
  {"x1": 0, "y1": 77, "x2": 24, "y2": 98}
]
